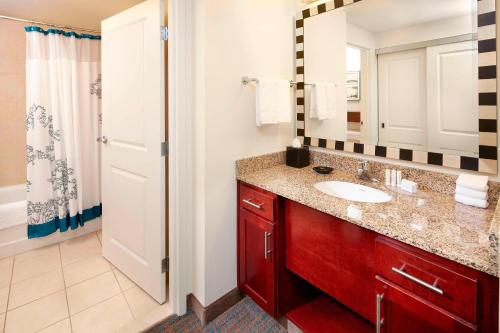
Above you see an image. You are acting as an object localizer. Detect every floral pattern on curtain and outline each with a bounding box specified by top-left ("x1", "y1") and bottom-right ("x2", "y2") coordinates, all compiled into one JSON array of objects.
[{"x1": 25, "y1": 27, "x2": 102, "y2": 238}]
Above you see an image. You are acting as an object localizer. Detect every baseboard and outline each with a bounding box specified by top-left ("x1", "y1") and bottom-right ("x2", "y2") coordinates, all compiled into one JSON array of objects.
[{"x1": 187, "y1": 288, "x2": 243, "y2": 326}]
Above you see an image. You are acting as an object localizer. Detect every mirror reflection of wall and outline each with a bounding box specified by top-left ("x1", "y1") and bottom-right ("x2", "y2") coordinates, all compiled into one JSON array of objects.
[
  {"x1": 303, "y1": 0, "x2": 478, "y2": 157},
  {"x1": 304, "y1": 9, "x2": 347, "y2": 140}
]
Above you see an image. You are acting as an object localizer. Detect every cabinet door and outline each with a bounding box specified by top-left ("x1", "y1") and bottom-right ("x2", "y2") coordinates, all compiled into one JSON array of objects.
[
  {"x1": 285, "y1": 200, "x2": 377, "y2": 323},
  {"x1": 376, "y1": 277, "x2": 477, "y2": 333},
  {"x1": 238, "y1": 208, "x2": 275, "y2": 315}
]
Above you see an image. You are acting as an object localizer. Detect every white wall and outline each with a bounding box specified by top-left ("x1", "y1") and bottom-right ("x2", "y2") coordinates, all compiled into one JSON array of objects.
[{"x1": 193, "y1": 0, "x2": 300, "y2": 306}]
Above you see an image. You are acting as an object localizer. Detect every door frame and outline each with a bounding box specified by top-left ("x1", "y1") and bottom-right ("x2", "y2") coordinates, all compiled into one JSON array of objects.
[{"x1": 168, "y1": 0, "x2": 195, "y2": 316}]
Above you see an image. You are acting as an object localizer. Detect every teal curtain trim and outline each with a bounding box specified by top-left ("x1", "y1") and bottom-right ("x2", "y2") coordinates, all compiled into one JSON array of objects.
[
  {"x1": 28, "y1": 204, "x2": 102, "y2": 239},
  {"x1": 24, "y1": 26, "x2": 101, "y2": 40}
]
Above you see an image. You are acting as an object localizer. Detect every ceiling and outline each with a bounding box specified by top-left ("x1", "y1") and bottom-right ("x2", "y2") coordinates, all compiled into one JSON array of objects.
[
  {"x1": 0, "y1": 0, "x2": 147, "y2": 31},
  {"x1": 344, "y1": 0, "x2": 475, "y2": 33}
]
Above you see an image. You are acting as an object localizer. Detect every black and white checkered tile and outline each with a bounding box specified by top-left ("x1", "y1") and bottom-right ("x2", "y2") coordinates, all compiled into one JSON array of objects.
[{"x1": 295, "y1": 0, "x2": 497, "y2": 173}]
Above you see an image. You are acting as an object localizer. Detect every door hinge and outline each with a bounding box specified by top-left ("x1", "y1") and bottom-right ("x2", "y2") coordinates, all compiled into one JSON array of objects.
[
  {"x1": 161, "y1": 26, "x2": 168, "y2": 41},
  {"x1": 162, "y1": 257, "x2": 169, "y2": 273},
  {"x1": 161, "y1": 141, "x2": 169, "y2": 156}
]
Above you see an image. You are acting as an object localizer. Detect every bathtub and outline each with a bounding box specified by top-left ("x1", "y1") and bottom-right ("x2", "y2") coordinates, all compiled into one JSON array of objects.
[
  {"x1": 0, "y1": 184, "x2": 101, "y2": 259},
  {"x1": 0, "y1": 185, "x2": 26, "y2": 231}
]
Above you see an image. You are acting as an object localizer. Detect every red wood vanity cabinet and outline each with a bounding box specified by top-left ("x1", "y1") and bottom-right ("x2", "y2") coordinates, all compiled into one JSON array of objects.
[
  {"x1": 237, "y1": 181, "x2": 316, "y2": 318},
  {"x1": 374, "y1": 238, "x2": 498, "y2": 333},
  {"x1": 237, "y1": 182, "x2": 278, "y2": 316},
  {"x1": 237, "y1": 181, "x2": 499, "y2": 332}
]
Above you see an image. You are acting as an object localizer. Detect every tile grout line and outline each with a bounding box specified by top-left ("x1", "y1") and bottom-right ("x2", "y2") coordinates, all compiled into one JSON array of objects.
[
  {"x1": 3, "y1": 269, "x2": 121, "y2": 327},
  {"x1": 6, "y1": 266, "x2": 65, "y2": 312},
  {"x1": 96, "y1": 230, "x2": 102, "y2": 246},
  {"x1": 63, "y1": 262, "x2": 113, "y2": 289},
  {"x1": 110, "y1": 262, "x2": 137, "y2": 320},
  {"x1": 33, "y1": 318, "x2": 69, "y2": 333},
  {"x1": 9, "y1": 246, "x2": 62, "y2": 285},
  {"x1": 4, "y1": 233, "x2": 126, "y2": 332},
  {"x1": 58, "y1": 242, "x2": 74, "y2": 333},
  {"x1": 6, "y1": 289, "x2": 64, "y2": 313},
  {"x1": 2, "y1": 256, "x2": 15, "y2": 333},
  {"x1": 8, "y1": 263, "x2": 63, "y2": 287},
  {"x1": 8, "y1": 257, "x2": 107, "y2": 310},
  {"x1": 5, "y1": 258, "x2": 112, "y2": 313},
  {"x1": 62, "y1": 235, "x2": 126, "y2": 319},
  {"x1": 3, "y1": 233, "x2": 104, "y2": 332},
  {"x1": 69, "y1": 287, "x2": 122, "y2": 318},
  {"x1": 13, "y1": 243, "x2": 59, "y2": 264}
]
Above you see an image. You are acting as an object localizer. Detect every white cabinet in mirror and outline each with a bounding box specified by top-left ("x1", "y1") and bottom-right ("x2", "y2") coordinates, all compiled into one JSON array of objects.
[{"x1": 295, "y1": 0, "x2": 497, "y2": 174}]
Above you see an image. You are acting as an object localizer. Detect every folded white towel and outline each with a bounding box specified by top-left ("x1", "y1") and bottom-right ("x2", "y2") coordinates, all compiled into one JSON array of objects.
[
  {"x1": 455, "y1": 193, "x2": 489, "y2": 209},
  {"x1": 455, "y1": 185, "x2": 488, "y2": 200},
  {"x1": 456, "y1": 173, "x2": 489, "y2": 192},
  {"x1": 310, "y1": 82, "x2": 336, "y2": 120},
  {"x1": 256, "y1": 78, "x2": 291, "y2": 126}
]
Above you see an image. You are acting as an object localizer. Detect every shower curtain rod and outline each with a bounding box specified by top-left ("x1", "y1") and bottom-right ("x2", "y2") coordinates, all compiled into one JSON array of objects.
[{"x1": 0, "y1": 15, "x2": 100, "y2": 34}]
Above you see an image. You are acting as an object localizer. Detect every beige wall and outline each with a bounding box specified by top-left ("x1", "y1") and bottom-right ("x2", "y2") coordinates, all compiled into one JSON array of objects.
[
  {"x1": 192, "y1": 0, "x2": 301, "y2": 306},
  {"x1": 0, "y1": 19, "x2": 27, "y2": 187}
]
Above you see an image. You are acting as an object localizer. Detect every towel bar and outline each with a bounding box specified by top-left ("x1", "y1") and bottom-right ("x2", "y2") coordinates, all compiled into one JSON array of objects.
[{"x1": 242, "y1": 76, "x2": 305, "y2": 87}]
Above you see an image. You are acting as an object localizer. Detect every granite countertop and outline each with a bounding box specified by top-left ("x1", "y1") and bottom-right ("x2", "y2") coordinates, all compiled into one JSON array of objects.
[{"x1": 237, "y1": 163, "x2": 499, "y2": 276}]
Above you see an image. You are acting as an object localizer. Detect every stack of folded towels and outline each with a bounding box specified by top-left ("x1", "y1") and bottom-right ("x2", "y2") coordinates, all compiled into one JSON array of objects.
[{"x1": 455, "y1": 173, "x2": 489, "y2": 208}]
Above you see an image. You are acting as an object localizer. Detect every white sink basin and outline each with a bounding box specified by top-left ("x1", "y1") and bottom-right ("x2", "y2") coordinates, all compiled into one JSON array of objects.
[{"x1": 314, "y1": 181, "x2": 392, "y2": 203}]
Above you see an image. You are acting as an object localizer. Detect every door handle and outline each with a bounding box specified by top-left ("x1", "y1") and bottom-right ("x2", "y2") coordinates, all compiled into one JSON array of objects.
[
  {"x1": 392, "y1": 266, "x2": 444, "y2": 295},
  {"x1": 376, "y1": 293, "x2": 384, "y2": 333},
  {"x1": 97, "y1": 136, "x2": 108, "y2": 144},
  {"x1": 264, "y1": 232, "x2": 272, "y2": 259}
]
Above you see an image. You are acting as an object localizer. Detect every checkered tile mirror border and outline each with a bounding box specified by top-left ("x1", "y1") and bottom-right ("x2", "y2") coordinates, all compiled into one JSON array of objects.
[{"x1": 295, "y1": 0, "x2": 498, "y2": 173}]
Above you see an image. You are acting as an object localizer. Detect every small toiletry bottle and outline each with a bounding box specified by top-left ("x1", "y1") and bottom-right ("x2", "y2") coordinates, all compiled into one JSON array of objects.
[
  {"x1": 385, "y1": 169, "x2": 391, "y2": 185},
  {"x1": 396, "y1": 170, "x2": 402, "y2": 187},
  {"x1": 391, "y1": 169, "x2": 397, "y2": 186}
]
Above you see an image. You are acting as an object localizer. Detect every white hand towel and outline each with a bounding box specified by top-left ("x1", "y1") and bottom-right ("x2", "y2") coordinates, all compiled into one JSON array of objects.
[
  {"x1": 455, "y1": 194, "x2": 489, "y2": 208},
  {"x1": 455, "y1": 185, "x2": 488, "y2": 200},
  {"x1": 310, "y1": 82, "x2": 336, "y2": 120},
  {"x1": 256, "y1": 78, "x2": 291, "y2": 126},
  {"x1": 456, "y1": 173, "x2": 489, "y2": 192},
  {"x1": 309, "y1": 83, "x2": 324, "y2": 119}
]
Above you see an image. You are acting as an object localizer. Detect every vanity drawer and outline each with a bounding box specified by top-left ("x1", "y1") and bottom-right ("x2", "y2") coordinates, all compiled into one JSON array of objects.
[
  {"x1": 238, "y1": 182, "x2": 276, "y2": 221},
  {"x1": 375, "y1": 237, "x2": 479, "y2": 324}
]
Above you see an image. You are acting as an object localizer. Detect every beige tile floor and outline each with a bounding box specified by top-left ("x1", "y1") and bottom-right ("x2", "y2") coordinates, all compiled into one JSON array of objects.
[{"x1": 0, "y1": 231, "x2": 170, "y2": 333}]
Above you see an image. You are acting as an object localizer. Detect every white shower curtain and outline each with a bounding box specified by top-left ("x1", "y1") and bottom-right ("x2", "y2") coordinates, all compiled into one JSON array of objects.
[{"x1": 25, "y1": 27, "x2": 102, "y2": 238}]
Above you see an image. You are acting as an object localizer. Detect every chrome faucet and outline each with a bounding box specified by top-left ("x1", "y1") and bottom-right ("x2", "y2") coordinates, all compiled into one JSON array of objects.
[{"x1": 357, "y1": 160, "x2": 372, "y2": 181}]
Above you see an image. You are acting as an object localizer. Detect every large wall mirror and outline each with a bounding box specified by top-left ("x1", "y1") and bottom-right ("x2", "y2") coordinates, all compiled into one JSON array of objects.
[{"x1": 295, "y1": 0, "x2": 498, "y2": 173}]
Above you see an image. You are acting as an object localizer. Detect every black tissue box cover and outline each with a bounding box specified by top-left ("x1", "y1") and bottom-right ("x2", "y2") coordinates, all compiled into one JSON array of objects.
[{"x1": 286, "y1": 146, "x2": 310, "y2": 168}]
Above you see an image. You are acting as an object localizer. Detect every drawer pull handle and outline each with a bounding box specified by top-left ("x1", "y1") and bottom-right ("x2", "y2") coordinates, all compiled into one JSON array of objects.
[
  {"x1": 376, "y1": 293, "x2": 384, "y2": 333},
  {"x1": 243, "y1": 198, "x2": 263, "y2": 209},
  {"x1": 264, "y1": 232, "x2": 272, "y2": 259},
  {"x1": 392, "y1": 266, "x2": 444, "y2": 295}
]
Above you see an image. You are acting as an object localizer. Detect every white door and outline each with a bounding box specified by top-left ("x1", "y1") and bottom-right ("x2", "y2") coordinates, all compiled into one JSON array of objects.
[
  {"x1": 427, "y1": 41, "x2": 478, "y2": 155},
  {"x1": 378, "y1": 49, "x2": 427, "y2": 150},
  {"x1": 101, "y1": 0, "x2": 166, "y2": 303}
]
